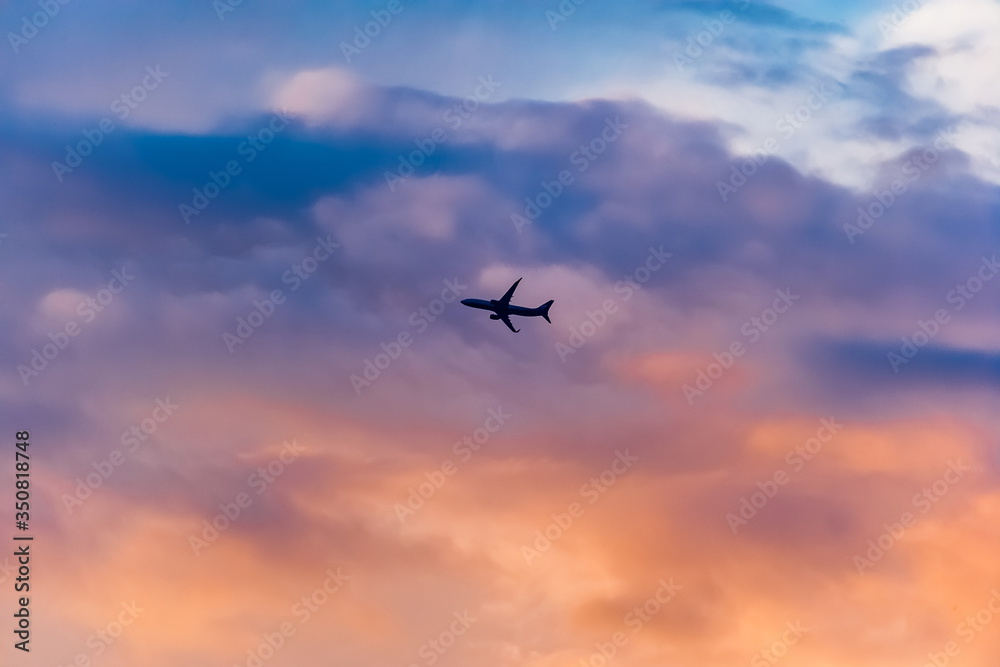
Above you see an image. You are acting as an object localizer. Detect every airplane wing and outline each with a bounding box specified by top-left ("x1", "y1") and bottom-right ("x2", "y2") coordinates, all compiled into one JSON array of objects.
[
  {"x1": 499, "y1": 313, "x2": 520, "y2": 333},
  {"x1": 497, "y1": 278, "x2": 522, "y2": 307}
]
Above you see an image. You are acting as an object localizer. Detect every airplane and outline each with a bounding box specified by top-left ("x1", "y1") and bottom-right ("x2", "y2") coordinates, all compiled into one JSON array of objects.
[{"x1": 461, "y1": 278, "x2": 553, "y2": 333}]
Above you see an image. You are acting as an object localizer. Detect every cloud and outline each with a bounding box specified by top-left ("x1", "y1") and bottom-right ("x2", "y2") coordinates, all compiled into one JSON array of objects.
[
  {"x1": 4, "y1": 3, "x2": 1000, "y2": 664},
  {"x1": 273, "y1": 67, "x2": 376, "y2": 128}
]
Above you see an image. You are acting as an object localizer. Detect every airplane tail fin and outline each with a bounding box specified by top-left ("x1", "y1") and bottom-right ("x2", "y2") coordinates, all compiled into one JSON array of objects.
[{"x1": 539, "y1": 300, "x2": 554, "y2": 323}]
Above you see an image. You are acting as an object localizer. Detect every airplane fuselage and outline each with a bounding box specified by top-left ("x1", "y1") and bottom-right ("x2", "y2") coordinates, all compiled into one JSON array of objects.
[{"x1": 460, "y1": 299, "x2": 546, "y2": 318}]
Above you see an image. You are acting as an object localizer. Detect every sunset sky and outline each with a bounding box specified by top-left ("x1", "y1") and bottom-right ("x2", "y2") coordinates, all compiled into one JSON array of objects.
[{"x1": 3, "y1": 0, "x2": 1000, "y2": 665}]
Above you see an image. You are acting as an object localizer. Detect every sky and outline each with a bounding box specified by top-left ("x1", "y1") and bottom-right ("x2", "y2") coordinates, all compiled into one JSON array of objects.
[{"x1": 2, "y1": 0, "x2": 1000, "y2": 665}]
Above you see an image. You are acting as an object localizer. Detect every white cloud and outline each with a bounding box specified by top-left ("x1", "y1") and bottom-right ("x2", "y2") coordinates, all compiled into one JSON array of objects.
[
  {"x1": 881, "y1": 0, "x2": 1000, "y2": 183},
  {"x1": 272, "y1": 67, "x2": 375, "y2": 127}
]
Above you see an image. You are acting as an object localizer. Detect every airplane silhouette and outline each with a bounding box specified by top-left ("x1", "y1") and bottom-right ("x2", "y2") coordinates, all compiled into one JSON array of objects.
[{"x1": 461, "y1": 278, "x2": 553, "y2": 333}]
